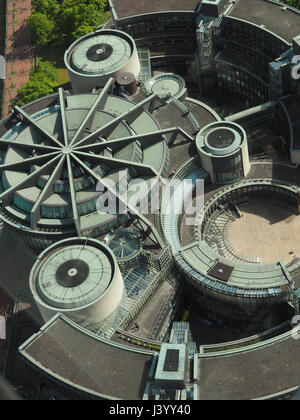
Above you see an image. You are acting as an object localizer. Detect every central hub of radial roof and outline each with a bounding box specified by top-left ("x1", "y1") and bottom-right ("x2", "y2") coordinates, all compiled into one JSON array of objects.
[{"x1": 61, "y1": 146, "x2": 73, "y2": 155}]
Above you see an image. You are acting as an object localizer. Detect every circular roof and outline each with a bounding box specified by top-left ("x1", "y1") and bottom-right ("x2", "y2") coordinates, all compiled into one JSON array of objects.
[
  {"x1": 116, "y1": 72, "x2": 136, "y2": 86},
  {"x1": 196, "y1": 122, "x2": 246, "y2": 157},
  {"x1": 70, "y1": 33, "x2": 132, "y2": 76},
  {"x1": 142, "y1": 73, "x2": 186, "y2": 99},
  {"x1": 206, "y1": 128, "x2": 236, "y2": 149},
  {"x1": 108, "y1": 228, "x2": 141, "y2": 260},
  {"x1": 32, "y1": 239, "x2": 115, "y2": 310}
]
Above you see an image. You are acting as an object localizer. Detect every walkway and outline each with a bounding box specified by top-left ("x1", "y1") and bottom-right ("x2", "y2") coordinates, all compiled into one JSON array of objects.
[{"x1": 3, "y1": 0, "x2": 34, "y2": 116}]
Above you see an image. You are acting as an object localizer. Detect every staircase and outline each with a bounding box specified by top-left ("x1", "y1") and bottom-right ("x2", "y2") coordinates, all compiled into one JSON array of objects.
[{"x1": 203, "y1": 208, "x2": 260, "y2": 264}]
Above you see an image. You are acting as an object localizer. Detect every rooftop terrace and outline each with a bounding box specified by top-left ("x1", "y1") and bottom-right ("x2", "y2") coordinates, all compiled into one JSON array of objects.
[
  {"x1": 110, "y1": 0, "x2": 200, "y2": 20},
  {"x1": 228, "y1": 0, "x2": 300, "y2": 43},
  {"x1": 19, "y1": 314, "x2": 155, "y2": 400}
]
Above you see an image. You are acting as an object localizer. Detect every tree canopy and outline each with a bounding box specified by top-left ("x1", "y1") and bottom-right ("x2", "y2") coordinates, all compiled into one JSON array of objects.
[
  {"x1": 284, "y1": 0, "x2": 300, "y2": 8},
  {"x1": 17, "y1": 73, "x2": 54, "y2": 106},
  {"x1": 27, "y1": 13, "x2": 55, "y2": 47},
  {"x1": 31, "y1": 0, "x2": 60, "y2": 20},
  {"x1": 28, "y1": 0, "x2": 110, "y2": 46},
  {"x1": 17, "y1": 61, "x2": 58, "y2": 106}
]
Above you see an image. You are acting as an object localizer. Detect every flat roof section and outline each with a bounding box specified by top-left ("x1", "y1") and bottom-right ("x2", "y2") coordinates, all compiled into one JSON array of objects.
[
  {"x1": 110, "y1": 0, "x2": 200, "y2": 20},
  {"x1": 163, "y1": 349, "x2": 180, "y2": 372},
  {"x1": 197, "y1": 332, "x2": 300, "y2": 400},
  {"x1": 208, "y1": 262, "x2": 234, "y2": 283},
  {"x1": 19, "y1": 315, "x2": 155, "y2": 400},
  {"x1": 228, "y1": 0, "x2": 300, "y2": 43}
]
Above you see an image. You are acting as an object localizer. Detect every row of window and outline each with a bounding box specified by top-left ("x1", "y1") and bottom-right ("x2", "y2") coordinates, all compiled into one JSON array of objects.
[
  {"x1": 222, "y1": 19, "x2": 287, "y2": 59},
  {"x1": 216, "y1": 64, "x2": 269, "y2": 105}
]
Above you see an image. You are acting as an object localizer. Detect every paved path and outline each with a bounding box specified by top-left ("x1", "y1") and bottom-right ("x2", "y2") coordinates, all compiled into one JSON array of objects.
[{"x1": 3, "y1": 0, "x2": 34, "y2": 116}]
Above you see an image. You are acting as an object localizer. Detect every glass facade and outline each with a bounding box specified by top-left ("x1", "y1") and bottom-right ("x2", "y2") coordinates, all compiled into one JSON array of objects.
[{"x1": 212, "y1": 152, "x2": 243, "y2": 184}]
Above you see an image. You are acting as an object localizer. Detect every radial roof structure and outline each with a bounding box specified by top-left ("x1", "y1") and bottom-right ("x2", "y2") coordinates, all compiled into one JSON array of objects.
[
  {"x1": 108, "y1": 227, "x2": 142, "y2": 260},
  {"x1": 142, "y1": 73, "x2": 186, "y2": 100},
  {"x1": 0, "y1": 78, "x2": 172, "y2": 244}
]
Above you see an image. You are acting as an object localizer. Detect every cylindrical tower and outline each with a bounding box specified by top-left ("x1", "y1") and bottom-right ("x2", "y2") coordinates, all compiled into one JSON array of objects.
[
  {"x1": 64, "y1": 29, "x2": 140, "y2": 93},
  {"x1": 29, "y1": 237, "x2": 124, "y2": 324},
  {"x1": 116, "y1": 72, "x2": 137, "y2": 95},
  {"x1": 196, "y1": 121, "x2": 250, "y2": 184}
]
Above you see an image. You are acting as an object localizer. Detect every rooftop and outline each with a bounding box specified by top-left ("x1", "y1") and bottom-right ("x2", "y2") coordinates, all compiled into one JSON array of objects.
[
  {"x1": 197, "y1": 331, "x2": 300, "y2": 400},
  {"x1": 110, "y1": 0, "x2": 200, "y2": 20},
  {"x1": 19, "y1": 314, "x2": 155, "y2": 400},
  {"x1": 227, "y1": 0, "x2": 300, "y2": 43},
  {"x1": 180, "y1": 240, "x2": 289, "y2": 290}
]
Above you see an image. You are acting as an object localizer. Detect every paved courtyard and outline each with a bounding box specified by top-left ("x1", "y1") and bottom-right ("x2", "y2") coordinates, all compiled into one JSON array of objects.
[{"x1": 229, "y1": 196, "x2": 300, "y2": 264}]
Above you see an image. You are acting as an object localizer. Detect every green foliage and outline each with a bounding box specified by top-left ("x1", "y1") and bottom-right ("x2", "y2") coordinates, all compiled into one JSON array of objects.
[
  {"x1": 17, "y1": 61, "x2": 57, "y2": 106},
  {"x1": 27, "y1": 12, "x2": 55, "y2": 46},
  {"x1": 27, "y1": 1, "x2": 110, "y2": 46},
  {"x1": 284, "y1": 0, "x2": 300, "y2": 9},
  {"x1": 31, "y1": 0, "x2": 60, "y2": 20},
  {"x1": 17, "y1": 73, "x2": 54, "y2": 106},
  {"x1": 31, "y1": 60, "x2": 57, "y2": 84},
  {"x1": 59, "y1": 0, "x2": 109, "y2": 43}
]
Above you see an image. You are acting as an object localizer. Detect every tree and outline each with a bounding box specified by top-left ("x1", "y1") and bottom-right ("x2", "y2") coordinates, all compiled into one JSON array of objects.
[
  {"x1": 284, "y1": 0, "x2": 300, "y2": 8},
  {"x1": 27, "y1": 13, "x2": 55, "y2": 47},
  {"x1": 62, "y1": 0, "x2": 107, "y2": 14},
  {"x1": 59, "y1": 0, "x2": 109, "y2": 43},
  {"x1": 31, "y1": 0, "x2": 60, "y2": 20},
  {"x1": 32, "y1": 60, "x2": 57, "y2": 85},
  {"x1": 17, "y1": 73, "x2": 54, "y2": 106},
  {"x1": 71, "y1": 13, "x2": 108, "y2": 41},
  {"x1": 71, "y1": 23, "x2": 96, "y2": 40}
]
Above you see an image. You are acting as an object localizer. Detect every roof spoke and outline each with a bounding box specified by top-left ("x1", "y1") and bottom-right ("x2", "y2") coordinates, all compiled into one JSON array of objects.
[
  {"x1": 67, "y1": 154, "x2": 81, "y2": 235},
  {"x1": 58, "y1": 88, "x2": 69, "y2": 146},
  {"x1": 75, "y1": 150, "x2": 158, "y2": 177},
  {"x1": 74, "y1": 94, "x2": 157, "y2": 148},
  {"x1": 0, "y1": 137, "x2": 60, "y2": 153},
  {"x1": 69, "y1": 78, "x2": 115, "y2": 147},
  {"x1": 0, "y1": 152, "x2": 60, "y2": 171},
  {"x1": 30, "y1": 156, "x2": 66, "y2": 229},
  {"x1": 14, "y1": 106, "x2": 64, "y2": 148},
  {"x1": 0, "y1": 154, "x2": 61, "y2": 206},
  {"x1": 71, "y1": 153, "x2": 121, "y2": 205},
  {"x1": 74, "y1": 127, "x2": 179, "y2": 153},
  {"x1": 71, "y1": 153, "x2": 165, "y2": 247}
]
